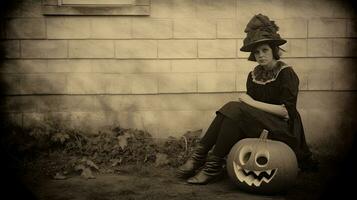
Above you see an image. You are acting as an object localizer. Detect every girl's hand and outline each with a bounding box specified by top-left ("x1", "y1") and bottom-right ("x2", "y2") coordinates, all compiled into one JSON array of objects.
[{"x1": 238, "y1": 93, "x2": 254, "y2": 104}]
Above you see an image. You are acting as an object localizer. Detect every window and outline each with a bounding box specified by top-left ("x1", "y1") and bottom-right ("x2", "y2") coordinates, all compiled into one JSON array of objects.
[
  {"x1": 42, "y1": 0, "x2": 150, "y2": 16},
  {"x1": 58, "y1": 0, "x2": 135, "y2": 7}
]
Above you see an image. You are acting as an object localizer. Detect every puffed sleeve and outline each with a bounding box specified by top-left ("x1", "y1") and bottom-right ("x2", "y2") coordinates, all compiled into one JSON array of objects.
[{"x1": 279, "y1": 67, "x2": 299, "y2": 120}]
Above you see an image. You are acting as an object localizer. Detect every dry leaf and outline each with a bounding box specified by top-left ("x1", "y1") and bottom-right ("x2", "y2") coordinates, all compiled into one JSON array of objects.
[
  {"x1": 111, "y1": 158, "x2": 122, "y2": 167},
  {"x1": 117, "y1": 132, "x2": 131, "y2": 150},
  {"x1": 74, "y1": 164, "x2": 86, "y2": 171},
  {"x1": 155, "y1": 153, "x2": 169, "y2": 167},
  {"x1": 86, "y1": 159, "x2": 99, "y2": 170},
  {"x1": 81, "y1": 168, "x2": 95, "y2": 179},
  {"x1": 53, "y1": 172, "x2": 67, "y2": 180},
  {"x1": 52, "y1": 132, "x2": 70, "y2": 144}
]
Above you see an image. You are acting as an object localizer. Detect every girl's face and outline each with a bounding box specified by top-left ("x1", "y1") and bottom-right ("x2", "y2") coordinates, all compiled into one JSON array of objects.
[{"x1": 253, "y1": 44, "x2": 276, "y2": 69}]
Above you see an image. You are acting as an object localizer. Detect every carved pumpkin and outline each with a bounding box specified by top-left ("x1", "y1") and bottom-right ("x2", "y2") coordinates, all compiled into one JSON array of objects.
[{"x1": 227, "y1": 129, "x2": 298, "y2": 194}]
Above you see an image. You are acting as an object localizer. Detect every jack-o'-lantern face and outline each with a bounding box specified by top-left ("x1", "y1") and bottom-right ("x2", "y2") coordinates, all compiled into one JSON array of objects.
[
  {"x1": 233, "y1": 145, "x2": 277, "y2": 187},
  {"x1": 227, "y1": 130, "x2": 298, "y2": 194}
]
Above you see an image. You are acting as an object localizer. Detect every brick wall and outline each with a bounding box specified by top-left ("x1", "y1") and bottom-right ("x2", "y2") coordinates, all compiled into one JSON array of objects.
[{"x1": 1, "y1": 0, "x2": 356, "y2": 156}]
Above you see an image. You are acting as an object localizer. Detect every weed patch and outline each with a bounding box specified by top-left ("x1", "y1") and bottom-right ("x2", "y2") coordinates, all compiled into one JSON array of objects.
[{"x1": 1, "y1": 120, "x2": 201, "y2": 179}]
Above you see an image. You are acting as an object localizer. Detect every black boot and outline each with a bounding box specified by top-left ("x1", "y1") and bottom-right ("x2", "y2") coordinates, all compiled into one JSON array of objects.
[
  {"x1": 186, "y1": 154, "x2": 225, "y2": 185},
  {"x1": 176, "y1": 143, "x2": 208, "y2": 178},
  {"x1": 299, "y1": 155, "x2": 319, "y2": 172}
]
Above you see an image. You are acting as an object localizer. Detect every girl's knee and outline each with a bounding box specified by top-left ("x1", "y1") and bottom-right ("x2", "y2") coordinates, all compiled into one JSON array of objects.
[
  {"x1": 225, "y1": 101, "x2": 247, "y2": 110},
  {"x1": 224, "y1": 101, "x2": 243, "y2": 107}
]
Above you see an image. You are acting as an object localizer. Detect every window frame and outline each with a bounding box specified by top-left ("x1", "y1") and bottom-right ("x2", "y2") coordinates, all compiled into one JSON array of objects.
[
  {"x1": 58, "y1": 0, "x2": 136, "y2": 7},
  {"x1": 42, "y1": 0, "x2": 150, "y2": 16}
]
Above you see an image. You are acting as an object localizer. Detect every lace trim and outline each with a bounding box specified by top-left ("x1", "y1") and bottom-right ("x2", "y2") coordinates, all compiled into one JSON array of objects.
[{"x1": 251, "y1": 61, "x2": 289, "y2": 85}]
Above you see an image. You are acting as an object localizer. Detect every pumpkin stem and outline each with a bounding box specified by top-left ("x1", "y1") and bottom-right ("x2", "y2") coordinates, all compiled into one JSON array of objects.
[{"x1": 260, "y1": 129, "x2": 269, "y2": 140}]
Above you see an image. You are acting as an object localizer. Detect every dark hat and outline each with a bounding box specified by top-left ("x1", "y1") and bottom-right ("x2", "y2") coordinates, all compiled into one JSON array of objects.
[{"x1": 240, "y1": 14, "x2": 286, "y2": 52}]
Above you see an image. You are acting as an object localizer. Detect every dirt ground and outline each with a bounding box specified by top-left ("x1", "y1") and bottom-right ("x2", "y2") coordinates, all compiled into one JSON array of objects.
[
  {"x1": 24, "y1": 169, "x2": 283, "y2": 200},
  {"x1": 0, "y1": 125, "x2": 354, "y2": 200},
  {"x1": 5, "y1": 157, "x2": 354, "y2": 200}
]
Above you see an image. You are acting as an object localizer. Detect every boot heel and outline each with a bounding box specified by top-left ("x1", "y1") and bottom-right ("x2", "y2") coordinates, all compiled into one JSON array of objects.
[
  {"x1": 186, "y1": 155, "x2": 225, "y2": 185},
  {"x1": 176, "y1": 144, "x2": 208, "y2": 178}
]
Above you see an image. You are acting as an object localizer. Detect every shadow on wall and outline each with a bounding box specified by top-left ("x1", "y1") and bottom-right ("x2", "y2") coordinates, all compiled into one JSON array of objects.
[
  {"x1": 0, "y1": 0, "x2": 356, "y2": 143},
  {"x1": 0, "y1": 2, "x2": 38, "y2": 200},
  {"x1": 0, "y1": 0, "x2": 356, "y2": 146},
  {"x1": 0, "y1": 2, "x2": 21, "y2": 123},
  {"x1": 0, "y1": 1, "x2": 16, "y2": 94}
]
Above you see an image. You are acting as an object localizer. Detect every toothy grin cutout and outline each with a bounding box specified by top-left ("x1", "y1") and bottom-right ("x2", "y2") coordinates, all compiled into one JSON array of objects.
[{"x1": 233, "y1": 161, "x2": 277, "y2": 187}]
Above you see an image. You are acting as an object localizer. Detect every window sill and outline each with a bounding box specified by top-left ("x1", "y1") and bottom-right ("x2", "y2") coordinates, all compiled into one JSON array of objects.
[{"x1": 42, "y1": 0, "x2": 150, "y2": 16}]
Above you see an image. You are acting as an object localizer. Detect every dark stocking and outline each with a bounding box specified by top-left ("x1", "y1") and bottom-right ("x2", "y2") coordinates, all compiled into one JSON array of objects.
[{"x1": 199, "y1": 113, "x2": 245, "y2": 158}]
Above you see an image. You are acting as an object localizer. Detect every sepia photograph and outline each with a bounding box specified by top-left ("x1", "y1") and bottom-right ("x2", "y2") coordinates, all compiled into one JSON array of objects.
[{"x1": 0, "y1": 0, "x2": 356, "y2": 199}]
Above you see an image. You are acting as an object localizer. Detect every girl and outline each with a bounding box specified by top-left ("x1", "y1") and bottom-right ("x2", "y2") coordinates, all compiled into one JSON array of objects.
[{"x1": 177, "y1": 14, "x2": 318, "y2": 185}]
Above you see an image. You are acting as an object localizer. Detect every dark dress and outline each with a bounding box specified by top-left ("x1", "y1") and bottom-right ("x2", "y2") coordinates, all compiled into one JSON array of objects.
[{"x1": 217, "y1": 62, "x2": 312, "y2": 163}]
